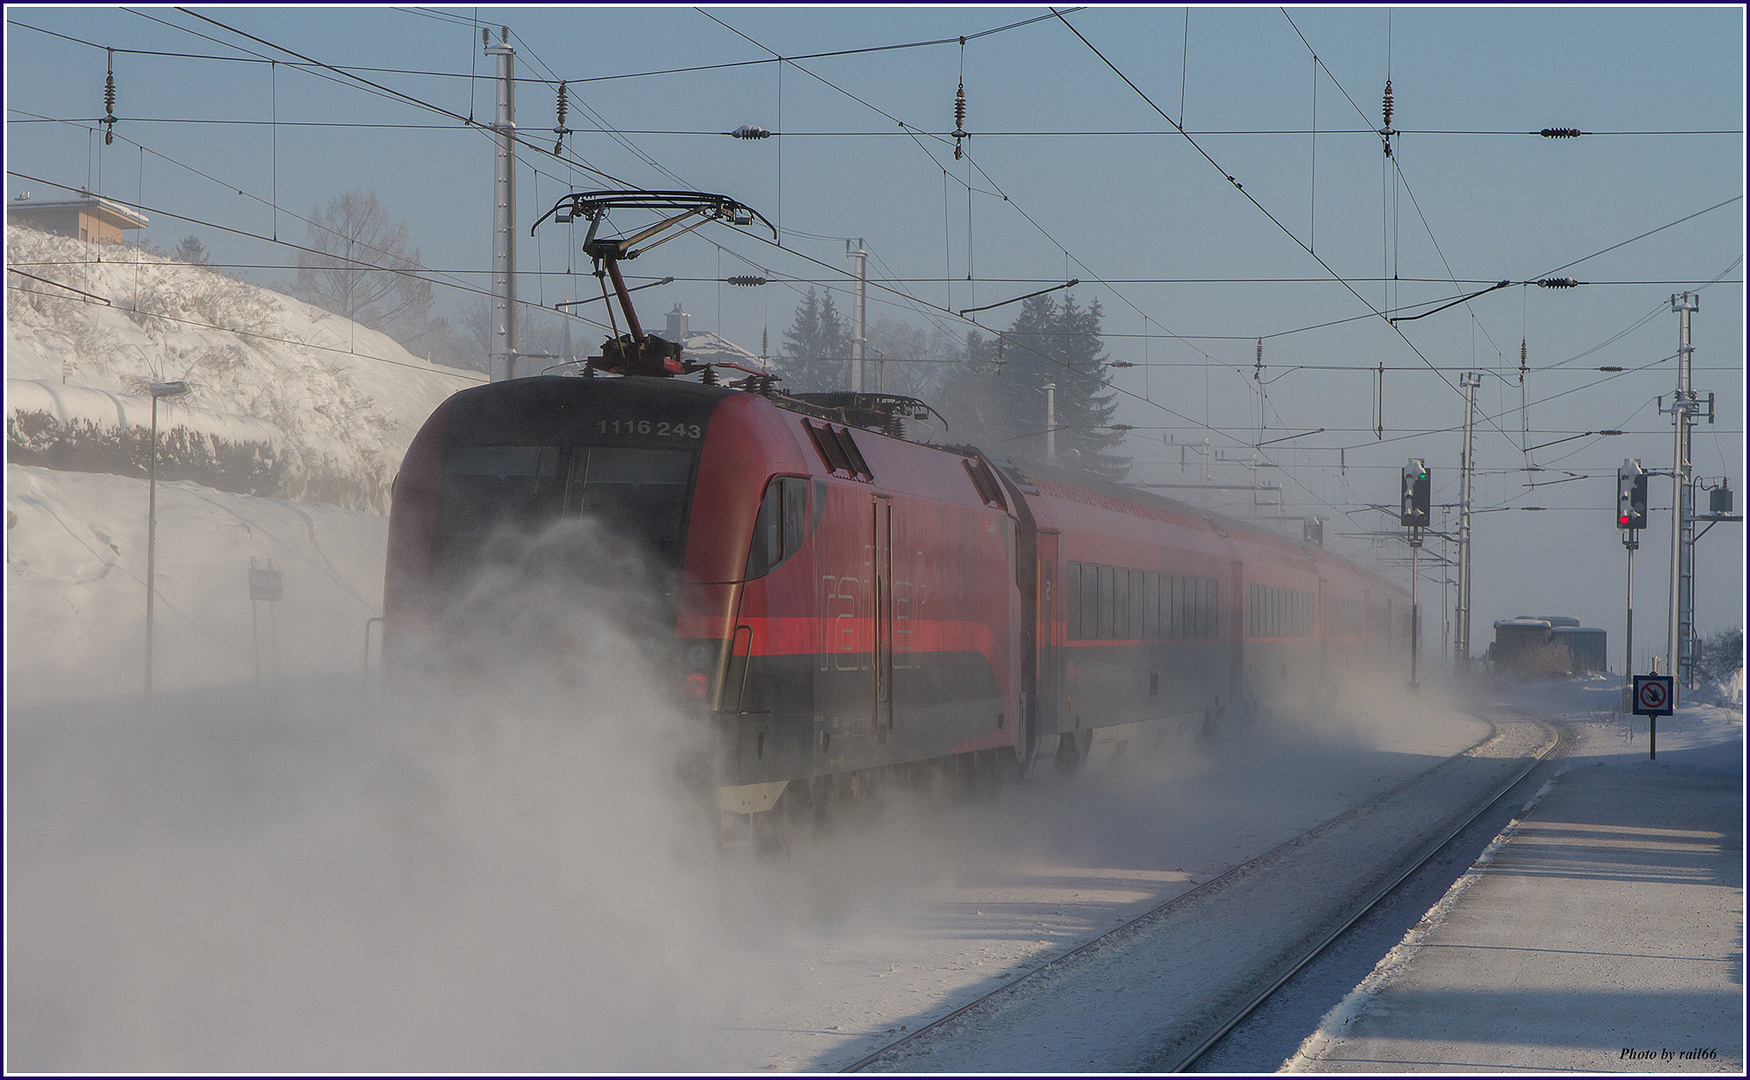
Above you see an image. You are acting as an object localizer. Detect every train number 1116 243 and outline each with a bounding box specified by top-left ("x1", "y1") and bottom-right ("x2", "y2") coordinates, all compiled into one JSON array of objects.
[{"x1": 597, "y1": 418, "x2": 703, "y2": 439}]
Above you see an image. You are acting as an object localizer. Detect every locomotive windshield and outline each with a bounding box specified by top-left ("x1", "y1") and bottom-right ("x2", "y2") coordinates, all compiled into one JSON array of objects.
[
  {"x1": 565, "y1": 447, "x2": 692, "y2": 542},
  {"x1": 434, "y1": 442, "x2": 697, "y2": 572}
]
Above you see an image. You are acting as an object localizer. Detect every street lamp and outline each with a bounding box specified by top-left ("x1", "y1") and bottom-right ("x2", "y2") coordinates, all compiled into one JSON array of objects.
[{"x1": 145, "y1": 380, "x2": 188, "y2": 700}]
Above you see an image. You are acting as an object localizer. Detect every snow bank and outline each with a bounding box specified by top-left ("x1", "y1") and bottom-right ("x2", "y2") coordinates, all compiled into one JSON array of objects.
[
  {"x1": 5, "y1": 462, "x2": 390, "y2": 703},
  {"x1": 8, "y1": 377, "x2": 284, "y2": 495},
  {"x1": 1697, "y1": 664, "x2": 1744, "y2": 710},
  {"x1": 5, "y1": 377, "x2": 282, "y2": 446},
  {"x1": 6, "y1": 224, "x2": 478, "y2": 510}
]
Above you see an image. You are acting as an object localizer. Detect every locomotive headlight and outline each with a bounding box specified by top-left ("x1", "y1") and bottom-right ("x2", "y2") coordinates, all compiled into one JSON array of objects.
[
  {"x1": 686, "y1": 643, "x2": 713, "y2": 669},
  {"x1": 685, "y1": 672, "x2": 709, "y2": 698}
]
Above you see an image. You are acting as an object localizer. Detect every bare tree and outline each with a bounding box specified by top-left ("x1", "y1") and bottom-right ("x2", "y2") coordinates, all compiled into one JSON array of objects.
[
  {"x1": 866, "y1": 316, "x2": 958, "y2": 399},
  {"x1": 293, "y1": 190, "x2": 434, "y2": 345},
  {"x1": 439, "y1": 297, "x2": 564, "y2": 373}
]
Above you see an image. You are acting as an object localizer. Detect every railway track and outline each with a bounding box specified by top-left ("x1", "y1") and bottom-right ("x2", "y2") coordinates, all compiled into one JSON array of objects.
[{"x1": 843, "y1": 711, "x2": 1562, "y2": 1073}]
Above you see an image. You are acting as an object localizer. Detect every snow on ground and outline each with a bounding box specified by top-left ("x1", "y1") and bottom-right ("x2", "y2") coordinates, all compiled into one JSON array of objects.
[
  {"x1": 6, "y1": 463, "x2": 389, "y2": 704},
  {"x1": 5, "y1": 455, "x2": 1501, "y2": 1070},
  {"x1": 6, "y1": 224, "x2": 476, "y2": 510},
  {"x1": 1285, "y1": 674, "x2": 1743, "y2": 1073},
  {"x1": 1489, "y1": 668, "x2": 1746, "y2": 757}
]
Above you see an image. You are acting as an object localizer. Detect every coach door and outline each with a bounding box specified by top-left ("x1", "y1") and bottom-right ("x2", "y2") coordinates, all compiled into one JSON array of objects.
[
  {"x1": 1229, "y1": 560, "x2": 1246, "y2": 712},
  {"x1": 872, "y1": 495, "x2": 894, "y2": 740},
  {"x1": 1031, "y1": 530, "x2": 1061, "y2": 771}
]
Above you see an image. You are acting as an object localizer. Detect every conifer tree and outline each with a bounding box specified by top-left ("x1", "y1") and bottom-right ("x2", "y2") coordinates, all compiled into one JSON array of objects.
[
  {"x1": 774, "y1": 288, "x2": 851, "y2": 391},
  {"x1": 943, "y1": 293, "x2": 1127, "y2": 478}
]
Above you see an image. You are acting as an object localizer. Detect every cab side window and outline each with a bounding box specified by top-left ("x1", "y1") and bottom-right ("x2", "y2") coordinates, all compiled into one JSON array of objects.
[{"x1": 745, "y1": 476, "x2": 811, "y2": 579}]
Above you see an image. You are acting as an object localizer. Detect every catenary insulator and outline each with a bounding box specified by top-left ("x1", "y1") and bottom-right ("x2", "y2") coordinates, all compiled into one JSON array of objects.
[
  {"x1": 1382, "y1": 79, "x2": 1393, "y2": 130},
  {"x1": 553, "y1": 82, "x2": 572, "y2": 154},
  {"x1": 726, "y1": 275, "x2": 767, "y2": 286},
  {"x1": 1539, "y1": 127, "x2": 1582, "y2": 138},
  {"x1": 1537, "y1": 277, "x2": 1579, "y2": 288},
  {"x1": 953, "y1": 82, "x2": 967, "y2": 159},
  {"x1": 731, "y1": 125, "x2": 771, "y2": 139},
  {"x1": 103, "y1": 72, "x2": 115, "y2": 144}
]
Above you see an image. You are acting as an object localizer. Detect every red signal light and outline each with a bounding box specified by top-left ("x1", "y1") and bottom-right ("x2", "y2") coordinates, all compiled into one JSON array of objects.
[
  {"x1": 1619, "y1": 516, "x2": 1630, "y2": 526},
  {"x1": 685, "y1": 672, "x2": 709, "y2": 698}
]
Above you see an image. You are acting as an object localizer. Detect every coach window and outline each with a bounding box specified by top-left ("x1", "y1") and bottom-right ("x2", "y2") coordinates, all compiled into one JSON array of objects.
[
  {"x1": 1112, "y1": 568, "x2": 1130, "y2": 640},
  {"x1": 1066, "y1": 562, "x2": 1081, "y2": 640},
  {"x1": 1143, "y1": 572, "x2": 1157, "y2": 639},
  {"x1": 1099, "y1": 565, "x2": 1116, "y2": 640},
  {"x1": 1129, "y1": 571, "x2": 1145, "y2": 640},
  {"x1": 746, "y1": 476, "x2": 810, "y2": 579},
  {"x1": 1065, "y1": 562, "x2": 1077, "y2": 640},
  {"x1": 1078, "y1": 560, "x2": 1092, "y2": 637}
]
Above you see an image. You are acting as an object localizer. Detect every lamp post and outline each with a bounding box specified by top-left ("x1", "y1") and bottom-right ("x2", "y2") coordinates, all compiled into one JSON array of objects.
[
  {"x1": 145, "y1": 380, "x2": 189, "y2": 701},
  {"x1": 1043, "y1": 383, "x2": 1057, "y2": 464}
]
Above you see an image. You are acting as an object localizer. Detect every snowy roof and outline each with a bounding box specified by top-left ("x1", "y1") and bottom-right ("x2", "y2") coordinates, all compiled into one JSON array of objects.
[
  {"x1": 679, "y1": 329, "x2": 769, "y2": 372},
  {"x1": 8, "y1": 192, "x2": 149, "y2": 229}
]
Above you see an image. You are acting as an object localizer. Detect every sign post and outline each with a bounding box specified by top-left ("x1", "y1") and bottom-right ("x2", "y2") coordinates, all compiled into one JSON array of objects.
[
  {"x1": 249, "y1": 559, "x2": 284, "y2": 688},
  {"x1": 1631, "y1": 670, "x2": 1675, "y2": 761}
]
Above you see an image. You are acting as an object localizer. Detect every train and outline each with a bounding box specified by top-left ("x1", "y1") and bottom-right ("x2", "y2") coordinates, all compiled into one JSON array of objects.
[
  {"x1": 383, "y1": 187, "x2": 1414, "y2": 830},
  {"x1": 382, "y1": 374, "x2": 1416, "y2": 824}
]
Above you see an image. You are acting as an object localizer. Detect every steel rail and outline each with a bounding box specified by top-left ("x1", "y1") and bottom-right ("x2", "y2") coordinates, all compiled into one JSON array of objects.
[
  {"x1": 1167, "y1": 712, "x2": 1563, "y2": 1071},
  {"x1": 842, "y1": 713, "x2": 1557, "y2": 1072}
]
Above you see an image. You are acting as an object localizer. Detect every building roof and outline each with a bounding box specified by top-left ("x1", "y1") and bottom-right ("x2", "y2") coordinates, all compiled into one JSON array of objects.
[
  {"x1": 7, "y1": 191, "x2": 149, "y2": 229},
  {"x1": 680, "y1": 329, "x2": 768, "y2": 370}
]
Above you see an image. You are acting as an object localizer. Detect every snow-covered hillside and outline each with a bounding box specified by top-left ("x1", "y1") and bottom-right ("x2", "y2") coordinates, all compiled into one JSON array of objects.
[
  {"x1": 6, "y1": 463, "x2": 389, "y2": 704},
  {"x1": 6, "y1": 224, "x2": 478, "y2": 511}
]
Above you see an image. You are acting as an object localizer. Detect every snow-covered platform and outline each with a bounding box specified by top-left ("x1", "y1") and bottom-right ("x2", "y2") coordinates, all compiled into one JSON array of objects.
[{"x1": 1293, "y1": 693, "x2": 1744, "y2": 1073}]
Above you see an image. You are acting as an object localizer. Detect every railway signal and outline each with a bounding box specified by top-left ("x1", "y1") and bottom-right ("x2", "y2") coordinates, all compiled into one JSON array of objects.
[
  {"x1": 1400, "y1": 459, "x2": 1430, "y2": 527},
  {"x1": 1618, "y1": 458, "x2": 1645, "y2": 684},
  {"x1": 1617, "y1": 458, "x2": 1648, "y2": 530},
  {"x1": 1400, "y1": 459, "x2": 1429, "y2": 692}
]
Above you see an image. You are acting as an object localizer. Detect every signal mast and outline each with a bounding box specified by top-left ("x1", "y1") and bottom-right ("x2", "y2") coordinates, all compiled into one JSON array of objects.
[{"x1": 1401, "y1": 458, "x2": 1430, "y2": 690}]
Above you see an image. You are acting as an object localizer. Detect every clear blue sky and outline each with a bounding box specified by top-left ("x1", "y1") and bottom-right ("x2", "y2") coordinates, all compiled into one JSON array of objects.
[{"x1": 6, "y1": 5, "x2": 1745, "y2": 654}]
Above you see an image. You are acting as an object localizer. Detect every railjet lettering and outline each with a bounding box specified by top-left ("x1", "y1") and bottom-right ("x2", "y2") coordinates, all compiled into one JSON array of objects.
[{"x1": 1620, "y1": 1048, "x2": 1718, "y2": 1061}]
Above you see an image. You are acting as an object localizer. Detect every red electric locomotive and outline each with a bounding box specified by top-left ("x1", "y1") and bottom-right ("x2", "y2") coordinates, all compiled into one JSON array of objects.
[{"x1": 382, "y1": 190, "x2": 1414, "y2": 823}]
